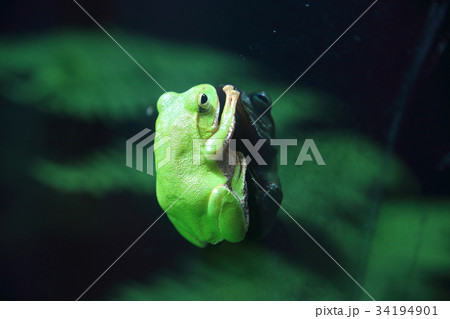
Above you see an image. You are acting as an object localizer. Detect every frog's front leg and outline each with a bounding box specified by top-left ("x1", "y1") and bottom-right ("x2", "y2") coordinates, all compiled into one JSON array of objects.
[
  {"x1": 204, "y1": 85, "x2": 240, "y2": 160},
  {"x1": 207, "y1": 184, "x2": 247, "y2": 244}
]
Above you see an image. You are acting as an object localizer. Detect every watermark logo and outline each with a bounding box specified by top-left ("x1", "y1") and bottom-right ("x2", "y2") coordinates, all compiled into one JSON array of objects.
[
  {"x1": 192, "y1": 138, "x2": 326, "y2": 166},
  {"x1": 126, "y1": 128, "x2": 325, "y2": 175},
  {"x1": 125, "y1": 128, "x2": 156, "y2": 175},
  {"x1": 126, "y1": 128, "x2": 172, "y2": 175}
]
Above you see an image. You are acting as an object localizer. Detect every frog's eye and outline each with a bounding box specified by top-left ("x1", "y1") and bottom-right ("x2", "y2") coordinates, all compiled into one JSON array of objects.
[
  {"x1": 251, "y1": 92, "x2": 272, "y2": 109},
  {"x1": 198, "y1": 93, "x2": 210, "y2": 112}
]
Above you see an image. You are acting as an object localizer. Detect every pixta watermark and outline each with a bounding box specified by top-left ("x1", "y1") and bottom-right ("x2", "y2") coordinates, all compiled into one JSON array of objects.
[{"x1": 126, "y1": 128, "x2": 325, "y2": 175}]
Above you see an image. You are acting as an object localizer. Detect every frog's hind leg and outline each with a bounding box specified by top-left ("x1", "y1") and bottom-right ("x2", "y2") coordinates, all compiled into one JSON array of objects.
[{"x1": 207, "y1": 184, "x2": 247, "y2": 244}]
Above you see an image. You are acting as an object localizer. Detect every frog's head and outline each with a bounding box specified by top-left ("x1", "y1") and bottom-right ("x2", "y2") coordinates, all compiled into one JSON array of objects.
[{"x1": 156, "y1": 84, "x2": 223, "y2": 139}]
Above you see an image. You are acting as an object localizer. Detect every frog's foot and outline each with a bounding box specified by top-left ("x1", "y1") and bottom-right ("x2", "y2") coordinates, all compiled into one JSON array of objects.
[
  {"x1": 204, "y1": 85, "x2": 240, "y2": 160},
  {"x1": 207, "y1": 184, "x2": 248, "y2": 244}
]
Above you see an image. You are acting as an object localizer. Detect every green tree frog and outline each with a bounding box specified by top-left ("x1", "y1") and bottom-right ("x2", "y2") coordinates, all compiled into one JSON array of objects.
[{"x1": 154, "y1": 84, "x2": 248, "y2": 247}]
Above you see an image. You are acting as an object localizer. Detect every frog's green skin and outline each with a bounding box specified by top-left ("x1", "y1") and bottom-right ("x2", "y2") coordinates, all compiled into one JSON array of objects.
[{"x1": 154, "y1": 84, "x2": 248, "y2": 247}]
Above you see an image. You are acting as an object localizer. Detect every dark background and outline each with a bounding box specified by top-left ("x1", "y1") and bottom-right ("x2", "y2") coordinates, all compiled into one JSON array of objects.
[{"x1": 0, "y1": 0, "x2": 449, "y2": 300}]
